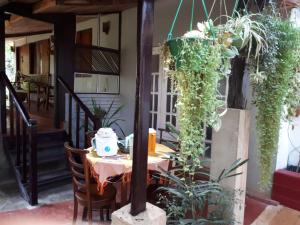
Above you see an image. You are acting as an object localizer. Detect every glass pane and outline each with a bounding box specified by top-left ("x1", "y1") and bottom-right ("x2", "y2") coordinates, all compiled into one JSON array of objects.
[
  {"x1": 166, "y1": 95, "x2": 171, "y2": 113},
  {"x1": 167, "y1": 78, "x2": 172, "y2": 93},
  {"x1": 154, "y1": 114, "x2": 157, "y2": 129},
  {"x1": 166, "y1": 115, "x2": 170, "y2": 123},
  {"x1": 155, "y1": 75, "x2": 159, "y2": 92},
  {"x1": 172, "y1": 95, "x2": 177, "y2": 113},
  {"x1": 151, "y1": 75, "x2": 154, "y2": 92},
  {"x1": 150, "y1": 95, "x2": 153, "y2": 110},
  {"x1": 206, "y1": 127, "x2": 212, "y2": 140},
  {"x1": 172, "y1": 116, "x2": 176, "y2": 127},
  {"x1": 205, "y1": 144, "x2": 211, "y2": 158},
  {"x1": 149, "y1": 113, "x2": 152, "y2": 127},
  {"x1": 152, "y1": 55, "x2": 159, "y2": 72},
  {"x1": 154, "y1": 95, "x2": 158, "y2": 111}
]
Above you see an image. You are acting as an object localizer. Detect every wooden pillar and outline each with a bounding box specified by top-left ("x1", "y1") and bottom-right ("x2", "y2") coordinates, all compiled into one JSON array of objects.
[
  {"x1": 53, "y1": 14, "x2": 76, "y2": 128},
  {"x1": 227, "y1": 57, "x2": 248, "y2": 109},
  {"x1": 0, "y1": 11, "x2": 6, "y2": 134},
  {"x1": 130, "y1": 0, "x2": 154, "y2": 216}
]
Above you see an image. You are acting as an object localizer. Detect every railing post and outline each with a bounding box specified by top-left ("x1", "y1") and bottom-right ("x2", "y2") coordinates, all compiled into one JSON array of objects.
[
  {"x1": 75, "y1": 102, "x2": 80, "y2": 148},
  {"x1": 68, "y1": 93, "x2": 72, "y2": 143},
  {"x1": 28, "y1": 119, "x2": 38, "y2": 206},
  {"x1": 93, "y1": 117, "x2": 101, "y2": 131},
  {"x1": 54, "y1": 77, "x2": 60, "y2": 129},
  {"x1": 9, "y1": 94, "x2": 14, "y2": 140},
  {"x1": 0, "y1": 12, "x2": 6, "y2": 134},
  {"x1": 22, "y1": 120, "x2": 27, "y2": 183},
  {"x1": 16, "y1": 111, "x2": 21, "y2": 167}
]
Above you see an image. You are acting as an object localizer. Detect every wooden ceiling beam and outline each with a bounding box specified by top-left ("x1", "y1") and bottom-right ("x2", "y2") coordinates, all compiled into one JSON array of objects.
[
  {"x1": 5, "y1": 29, "x2": 52, "y2": 38},
  {"x1": 1, "y1": 2, "x2": 72, "y2": 23},
  {"x1": 33, "y1": 0, "x2": 137, "y2": 14}
]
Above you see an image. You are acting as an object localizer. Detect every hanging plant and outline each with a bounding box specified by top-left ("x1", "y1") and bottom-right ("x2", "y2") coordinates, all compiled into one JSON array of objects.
[
  {"x1": 163, "y1": 20, "x2": 240, "y2": 172},
  {"x1": 248, "y1": 11, "x2": 300, "y2": 188},
  {"x1": 159, "y1": 0, "x2": 266, "y2": 223},
  {"x1": 162, "y1": 11, "x2": 266, "y2": 172}
]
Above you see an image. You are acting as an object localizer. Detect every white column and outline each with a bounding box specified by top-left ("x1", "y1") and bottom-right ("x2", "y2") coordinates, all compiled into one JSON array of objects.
[
  {"x1": 112, "y1": 203, "x2": 167, "y2": 225},
  {"x1": 211, "y1": 109, "x2": 250, "y2": 225}
]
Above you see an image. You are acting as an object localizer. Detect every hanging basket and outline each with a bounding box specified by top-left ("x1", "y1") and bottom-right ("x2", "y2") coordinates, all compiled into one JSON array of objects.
[
  {"x1": 166, "y1": 37, "x2": 208, "y2": 70},
  {"x1": 296, "y1": 106, "x2": 300, "y2": 117},
  {"x1": 280, "y1": 0, "x2": 300, "y2": 9}
]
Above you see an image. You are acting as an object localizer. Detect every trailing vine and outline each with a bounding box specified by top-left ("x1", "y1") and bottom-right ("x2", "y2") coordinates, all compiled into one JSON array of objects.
[
  {"x1": 163, "y1": 21, "x2": 238, "y2": 172},
  {"x1": 249, "y1": 12, "x2": 300, "y2": 188}
]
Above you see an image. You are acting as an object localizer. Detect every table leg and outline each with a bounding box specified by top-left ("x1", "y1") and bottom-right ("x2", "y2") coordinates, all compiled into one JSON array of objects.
[{"x1": 121, "y1": 181, "x2": 128, "y2": 207}]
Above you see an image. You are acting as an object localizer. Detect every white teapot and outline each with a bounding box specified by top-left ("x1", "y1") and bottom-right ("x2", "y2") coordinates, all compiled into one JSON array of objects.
[{"x1": 91, "y1": 128, "x2": 119, "y2": 157}]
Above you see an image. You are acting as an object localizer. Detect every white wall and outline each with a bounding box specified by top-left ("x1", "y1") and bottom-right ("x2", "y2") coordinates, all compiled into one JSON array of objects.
[{"x1": 276, "y1": 117, "x2": 300, "y2": 169}]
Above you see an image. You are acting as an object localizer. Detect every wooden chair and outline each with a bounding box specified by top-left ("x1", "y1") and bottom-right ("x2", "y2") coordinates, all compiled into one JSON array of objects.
[{"x1": 65, "y1": 142, "x2": 117, "y2": 224}]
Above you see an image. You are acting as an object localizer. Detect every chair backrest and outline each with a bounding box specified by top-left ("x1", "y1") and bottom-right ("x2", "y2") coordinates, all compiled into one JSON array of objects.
[
  {"x1": 64, "y1": 142, "x2": 91, "y2": 198},
  {"x1": 86, "y1": 131, "x2": 97, "y2": 148}
]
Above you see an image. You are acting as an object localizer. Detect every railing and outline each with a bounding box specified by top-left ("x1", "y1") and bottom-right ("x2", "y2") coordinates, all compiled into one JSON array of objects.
[
  {"x1": 75, "y1": 44, "x2": 120, "y2": 75},
  {"x1": 0, "y1": 71, "x2": 38, "y2": 205},
  {"x1": 57, "y1": 77, "x2": 101, "y2": 148}
]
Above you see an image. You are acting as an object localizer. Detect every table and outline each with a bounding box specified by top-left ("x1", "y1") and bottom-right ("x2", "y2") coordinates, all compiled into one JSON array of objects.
[{"x1": 86, "y1": 143, "x2": 173, "y2": 205}]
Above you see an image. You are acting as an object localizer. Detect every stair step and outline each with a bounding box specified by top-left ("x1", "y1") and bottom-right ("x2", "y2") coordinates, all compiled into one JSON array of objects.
[
  {"x1": 37, "y1": 130, "x2": 67, "y2": 144},
  {"x1": 38, "y1": 168, "x2": 71, "y2": 189},
  {"x1": 36, "y1": 141, "x2": 65, "y2": 151}
]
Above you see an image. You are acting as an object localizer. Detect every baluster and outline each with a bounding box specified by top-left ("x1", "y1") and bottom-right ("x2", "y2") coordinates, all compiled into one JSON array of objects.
[
  {"x1": 16, "y1": 110, "x2": 20, "y2": 167},
  {"x1": 68, "y1": 94, "x2": 72, "y2": 143},
  {"x1": 84, "y1": 114, "x2": 88, "y2": 148},
  {"x1": 76, "y1": 102, "x2": 80, "y2": 148},
  {"x1": 93, "y1": 117, "x2": 101, "y2": 131},
  {"x1": 22, "y1": 120, "x2": 27, "y2": 183},
  {"x1": 28, "y1": 119, "x2": 38, "y2": 205},
  {"x1": 9, "y1": 94, "x2": 14, "y2": 141}
]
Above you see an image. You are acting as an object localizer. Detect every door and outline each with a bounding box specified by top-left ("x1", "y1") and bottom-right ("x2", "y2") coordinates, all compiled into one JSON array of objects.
[{"x1": 149, "y1": 47, "x2": 179, "y2": 132}]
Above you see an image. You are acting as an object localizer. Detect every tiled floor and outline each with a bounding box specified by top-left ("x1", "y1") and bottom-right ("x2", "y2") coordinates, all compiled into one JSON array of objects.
[
  {"x1": 0, "y1": 200, "x2": 110, "y2": 225},
  {"x1": 252, "y1": 205, "x2": 300, "y2": 225},
  {"x1": 244, "y1": 196, "x2": 268, "y2": 225}
]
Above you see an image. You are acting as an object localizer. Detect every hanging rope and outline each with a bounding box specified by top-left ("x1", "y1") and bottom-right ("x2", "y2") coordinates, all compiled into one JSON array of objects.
[
  {"x1": 190, "y1": 0, "x2": 195, "y2": 31},
  {"x1": 201, "y1": 0, "x2": 209, "y2": 20},
  {"x1": 232, "y1": 0, "x2": 240, "y2": 17},
  {"x1": 167, "y1": 0, "x2": 184, "y2": 40},
  {"x1": 223, "y1": 0, "x2": 228, "y2": 17},
  {"x1": 209, "y1": 0, "x2": 217, "y2": 18}
]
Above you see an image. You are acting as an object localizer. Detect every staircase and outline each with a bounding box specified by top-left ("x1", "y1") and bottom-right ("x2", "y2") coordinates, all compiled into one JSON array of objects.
[
  {"x1": 4, "y1": 129, "x2": 71, "y2": 197},
  {"x1": 0, "y1": 72, "x2": 100, "y2": 205},
  {"x1": 35, "y1": 130, "x2": 70, "y2": 188}
]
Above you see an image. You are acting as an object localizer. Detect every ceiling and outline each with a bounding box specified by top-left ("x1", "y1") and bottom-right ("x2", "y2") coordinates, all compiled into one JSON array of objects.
[{"x1": 2, "y1": 0, "x2": 137, "y2": 37}]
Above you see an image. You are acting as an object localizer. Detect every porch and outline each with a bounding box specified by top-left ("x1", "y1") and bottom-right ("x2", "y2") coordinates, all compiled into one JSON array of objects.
[{"x1": 0, "y1": 0, "x2": 300, "y2": 225}]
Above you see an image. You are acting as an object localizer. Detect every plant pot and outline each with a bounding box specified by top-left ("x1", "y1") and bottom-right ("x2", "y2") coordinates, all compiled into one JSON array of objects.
[
  {"x1": 166, "y1": 37, "x2": 207, "y2": 69},
  {"x1": 296, "y1": 106, "x2": 300, "y2": 117},
  {"x1": 280, "y1": 0, "x2": 300, "y2": 9}
]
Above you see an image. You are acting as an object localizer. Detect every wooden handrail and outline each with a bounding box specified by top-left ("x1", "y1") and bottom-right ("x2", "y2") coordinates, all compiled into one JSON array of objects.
[
  {"x1": 76, "y1": 44, "x2": 120, "y2": 54},
  {"x1": 57, "y1": 77, "x2": 96, "y2": 122},
  {"x1": 57, "y1": 76, "x2": 101, "y2": 148},
  {"x1": 0, "y1": 71, "x2": 38, "y2": 206},
  {"x1": 0, "y1": 71, "x2": 34, "y2": 127}
]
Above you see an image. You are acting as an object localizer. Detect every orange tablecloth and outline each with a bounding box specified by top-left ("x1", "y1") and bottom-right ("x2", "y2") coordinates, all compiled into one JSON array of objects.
[{"x1": 86, "y1": 144, "x2": 173, "y2": 195}]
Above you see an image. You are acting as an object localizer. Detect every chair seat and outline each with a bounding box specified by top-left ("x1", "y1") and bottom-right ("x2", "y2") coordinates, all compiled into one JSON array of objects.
[{"x1": 76, "y1": 183, "x2": 116, "y2": 208}]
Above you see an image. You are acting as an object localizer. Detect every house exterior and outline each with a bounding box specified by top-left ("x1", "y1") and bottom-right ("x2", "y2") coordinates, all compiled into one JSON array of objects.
[{"x1": 0, "y1": 0, "x2": 299, "y2": 220}]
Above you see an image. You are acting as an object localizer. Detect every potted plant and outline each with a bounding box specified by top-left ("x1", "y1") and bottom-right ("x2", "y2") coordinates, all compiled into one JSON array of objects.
[
  {"x1": 247, "y1": 10, "x2": 300, "y2": 189},
  {"x1": 158, "y1": 11, "x2": 266, "y2": 223}
]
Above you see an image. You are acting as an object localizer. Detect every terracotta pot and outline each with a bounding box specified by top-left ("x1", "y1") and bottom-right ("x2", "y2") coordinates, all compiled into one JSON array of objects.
[
  {"x1": 280, "y1": 0, "x2": 300, "y2": 9},
  {"x1": 296, "y1": 106, "x2": 300, "y2": 117},
  {"x1": 166, "y1": 38, "x2": 208, "y2": 69}
]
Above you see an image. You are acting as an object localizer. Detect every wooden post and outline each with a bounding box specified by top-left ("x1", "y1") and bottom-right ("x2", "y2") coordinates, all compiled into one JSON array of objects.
[
  {"x1": 0, "y1": 11, "x2": 6, "y2": 134},
  {"x1": 53, "y1": 15, "x2": 76, "y2": 128},
  {"x1": 227, "y1": 57, "x2": 248, "y2": 109},
  {"x1": 130, "y1": 0, "x2": 154, "y2": 216}
]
